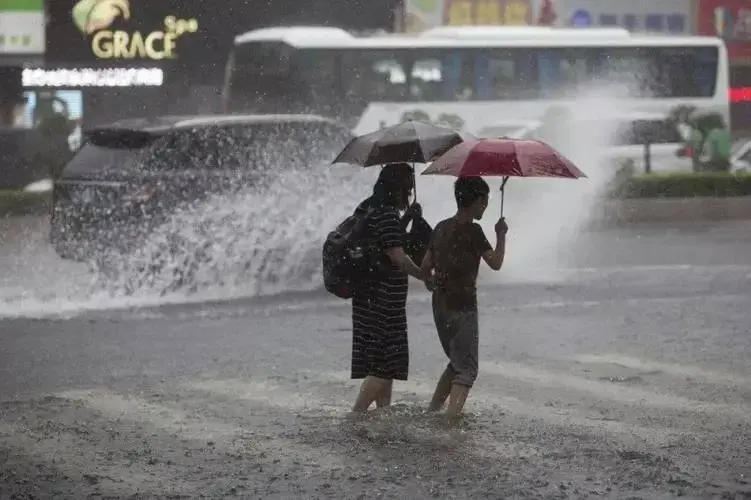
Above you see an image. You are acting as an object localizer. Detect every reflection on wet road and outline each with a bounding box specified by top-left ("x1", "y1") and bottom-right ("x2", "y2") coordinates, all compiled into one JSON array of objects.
[{"x1": 0, "y1": 220, "x2": 750, "y2": 498}]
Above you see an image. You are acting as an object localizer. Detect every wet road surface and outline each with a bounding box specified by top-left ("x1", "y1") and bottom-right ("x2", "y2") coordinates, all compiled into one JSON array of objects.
[{"x1": 0, "y1": 220, "x2": 750, "y2": 498}]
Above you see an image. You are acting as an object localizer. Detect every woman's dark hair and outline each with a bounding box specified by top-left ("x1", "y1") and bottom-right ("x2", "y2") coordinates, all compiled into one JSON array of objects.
[
  {"x1": 455, "y1": 176, "x2": 490, "y2": 209},
  {"x1": 371, "y1": 162, "x2": 414, "y2": 207}
]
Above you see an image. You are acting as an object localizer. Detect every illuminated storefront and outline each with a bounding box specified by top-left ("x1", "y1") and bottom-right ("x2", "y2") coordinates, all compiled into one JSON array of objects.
[
  {"x1": 556, "y1": 0, "x2": 693, "y2": 33},
  {"x1": 0, "y1": 0, "x2": 44, "y2": 125},
  {"x1": 400, "y1": 0, "x2": 535, "y2": 32},
  {"x1": 21, "y1": 66, "x2": 165, "y2": 151},
  {"x1": 443, "y1": 0, "x2": 532, "y2": 26},
  {"x1": 39, "y1": 0, "x2": 400, "y2": 127},
  {"x1": 38, "y1": 0, "x2": 216, "y2": 127},
  {"x1": 398, "y1": 0, "x2": 692, "y2": 33}
]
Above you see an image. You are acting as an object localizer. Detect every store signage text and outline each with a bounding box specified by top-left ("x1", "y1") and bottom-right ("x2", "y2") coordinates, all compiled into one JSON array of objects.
[
  {"x1": 444, "y1": 0, "x2": 530, "y2": 26},
  {"x1": 714, "y1": 6, "x2": 751, "y2": 40},
  {"x1": 22, "y1": 67, "x2": 164, "y2": 87},
  {"x1": 568, "y1": 10, "x2": 686, "y2": 33},
  {"x1": 697, "y1": 0, "x2": 751, "y2": 60},
  {"x1": 0, "y1": 0, "x2": 45, "y2": 55},
  {"x1": 91, "y1": 16, "x2": 198, "y2": 60}
]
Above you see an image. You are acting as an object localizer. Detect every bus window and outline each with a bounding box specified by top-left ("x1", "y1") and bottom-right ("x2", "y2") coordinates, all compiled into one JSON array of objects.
[
  {"x1": 536, "y1": 49, "x2": 590, "y2": 97},
  {"x1": 232, "y1": 42, "x2": 292, "y2": 81},
  {"x1": 476, "y1": 50, "x2": 522, "y2": 100},
  {"x1": 656, "y1": 47, "x2": 718, "y2": 98},
  {"x1": 592, "y1": 47, "x2": 656, "y2": 97},
  {"x1": 227, "y1": 42, "x2": 296, "y2": 110},
  {"x1": 293, "y1": 49, "x2": 340, "y2": 101},
  {"x1": 537, "y1": 50, "x2": 559, "y2": 97},
  {"x1": 441, "y1": 51, "x2": 474, "y2": 100},
  {"x1": 410, "y1": 57, "x2": 443, "y2": 100},
  {"x1": 594, "y1": 46, "x2": 718, "y2": 98},
  {"x1": 341, "y1": 50, "x2": 408, "y2": 101}
]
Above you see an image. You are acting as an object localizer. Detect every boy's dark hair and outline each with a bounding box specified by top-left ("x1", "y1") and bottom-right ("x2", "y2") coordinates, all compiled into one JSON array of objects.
[{"x1": 454, "y1": 176, "x2": 490, "y2": 209}]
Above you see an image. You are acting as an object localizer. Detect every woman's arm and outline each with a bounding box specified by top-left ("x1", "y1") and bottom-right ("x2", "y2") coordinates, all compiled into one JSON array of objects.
[
  {"x1": 420, "y1": 248, "x2": 435, "y2": 290},
  {"x1": 386, "y1": 247, "x2": 424, "y2": 280},
  {"x1": 375, "y1": 208, "x2": 425, "y2": 281}
]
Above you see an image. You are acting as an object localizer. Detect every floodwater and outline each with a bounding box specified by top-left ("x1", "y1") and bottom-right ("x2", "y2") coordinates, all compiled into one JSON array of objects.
[
  {"x1": 0, "y1": 99, "x2": 748, "y2": 497},
  {"x1": 0, "y1": 215, "x2": 750, "y2": 498}
]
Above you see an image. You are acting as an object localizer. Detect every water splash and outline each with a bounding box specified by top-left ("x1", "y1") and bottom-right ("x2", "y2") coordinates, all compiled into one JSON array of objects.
[
  {"x1": 89, "y1": 165, "x2": 375, "y2": 299},
  {"x1": 92, "y1": 86, "x2": 626, "y2": 299},
  {"x1": 415, "y1": 88, "x2": 633, "y2": 284},
  {"x1": 0, "y1": 85, "x2": 644, "y2": 317}
]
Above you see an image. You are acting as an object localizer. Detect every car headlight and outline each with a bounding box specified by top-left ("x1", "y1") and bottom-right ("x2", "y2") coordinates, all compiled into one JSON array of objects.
[{"x1": 122, "y1": 183, "x2": 157, "y2": 204}]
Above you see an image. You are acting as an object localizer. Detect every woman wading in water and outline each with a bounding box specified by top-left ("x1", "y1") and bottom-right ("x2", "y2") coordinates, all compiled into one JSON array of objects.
[{"x1": 350, "y1": 163, "x2": 425, "y2": 412}]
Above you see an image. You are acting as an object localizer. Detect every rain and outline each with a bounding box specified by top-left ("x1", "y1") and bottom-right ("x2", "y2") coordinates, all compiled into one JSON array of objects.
[{"x1": 0, "y1": 1, "x2": 750, "y2": 498}]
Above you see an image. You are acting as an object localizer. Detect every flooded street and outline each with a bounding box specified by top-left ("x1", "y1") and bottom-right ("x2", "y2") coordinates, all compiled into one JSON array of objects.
[
  {"x1": 0, "y1": 220, "x2": 750, "y2": 498},
  {"x1": 8, "y1": 5, "x2": 748, "y2": 497}
]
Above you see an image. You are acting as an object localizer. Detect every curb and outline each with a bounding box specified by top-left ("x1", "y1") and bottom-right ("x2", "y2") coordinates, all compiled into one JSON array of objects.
[{"x1": 592, "y1": 196, "x2": 751, "y2": 225}]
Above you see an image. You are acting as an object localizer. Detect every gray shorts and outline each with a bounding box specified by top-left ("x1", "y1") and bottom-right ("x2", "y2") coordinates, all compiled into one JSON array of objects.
[{"x1": 431, "y1": 293, "x2": 479, "y2": 387}]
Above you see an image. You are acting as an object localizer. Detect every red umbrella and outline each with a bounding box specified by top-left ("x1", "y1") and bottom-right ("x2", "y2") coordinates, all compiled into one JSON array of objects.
[{"x1": 421, "y1": 138, "x2": 587, "y2": 215}]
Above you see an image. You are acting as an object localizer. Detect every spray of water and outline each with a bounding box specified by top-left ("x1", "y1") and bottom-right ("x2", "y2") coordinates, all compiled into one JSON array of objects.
[
  {"x1": 90, "y1": 165, "x2": 375, "y2": 299},
  {"x1": 415, "y1": 87, "x2": 636, "y2": 284},
  {"x1": 0, "y1": 83, "x2": 644, "y2": 317},
  {"x1": 86, "y1": 85, "x2": 629, "y2": 299}
]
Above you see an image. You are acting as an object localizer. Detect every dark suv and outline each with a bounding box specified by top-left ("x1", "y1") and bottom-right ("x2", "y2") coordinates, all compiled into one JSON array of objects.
[{"x1": 50, "y1": 114, "x2": 353, "y2": 260}]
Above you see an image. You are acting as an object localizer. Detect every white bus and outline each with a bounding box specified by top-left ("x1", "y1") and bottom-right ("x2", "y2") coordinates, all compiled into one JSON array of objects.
[{"x1": 222, "y1": 26, "x2": 729, "y2": 137}]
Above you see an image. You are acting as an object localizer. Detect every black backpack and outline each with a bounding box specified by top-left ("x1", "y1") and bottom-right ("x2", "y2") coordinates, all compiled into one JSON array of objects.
[{"x1": 322, "y1": 207, "x2": 379, "y2": 299}]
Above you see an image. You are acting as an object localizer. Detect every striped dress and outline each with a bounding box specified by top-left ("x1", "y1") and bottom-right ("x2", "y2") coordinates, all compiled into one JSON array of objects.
[{"x1": 351, "y1": 204, "x2": 409, "y2": 381}]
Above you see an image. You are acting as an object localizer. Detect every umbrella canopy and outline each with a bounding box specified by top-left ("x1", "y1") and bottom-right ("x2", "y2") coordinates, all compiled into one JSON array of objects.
[
  {"x1": 422, "y1": 138, "x2": 587, "y2": 217},
  {"x1": 421, "y1": 138, "x2": 587, "y2": 179},
  {"x1": 332, "y1": 120, "x2": 474, "y2": 167}
]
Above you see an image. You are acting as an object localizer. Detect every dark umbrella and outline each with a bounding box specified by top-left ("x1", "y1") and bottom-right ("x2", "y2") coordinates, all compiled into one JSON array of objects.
[
  {"x1": 422, "y1": 138, "x2": 587, "y2": 216},
  {"x1": 332, "y1": 121, "x2": 472, "y2": 265},
  {"x1": 332, "y1": 120, "x2": 475, "y2": 168}
]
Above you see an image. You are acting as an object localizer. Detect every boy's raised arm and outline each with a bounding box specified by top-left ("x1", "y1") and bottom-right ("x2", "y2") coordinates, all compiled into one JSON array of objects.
[{"x1": 481, "y1": 218, "x2": 508, "y2": 271}]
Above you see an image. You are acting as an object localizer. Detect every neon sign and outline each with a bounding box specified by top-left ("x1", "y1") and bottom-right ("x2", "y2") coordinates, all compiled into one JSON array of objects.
[
  {"x1": 72, "y1": 0, "x2": 198, "y2": 60},
  {"x1": 22, "y1": 68, "x2": 164, "y2": 87}
]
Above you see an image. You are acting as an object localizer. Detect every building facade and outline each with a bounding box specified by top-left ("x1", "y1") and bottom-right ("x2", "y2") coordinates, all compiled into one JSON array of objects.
[
  {"x1": 695, "y1": 0, "x2": 751, "y2": 130},
  {"x1": 0, "y1": 0, "x2": 44, "y2": 125},
  {"x1": 399, "y1": 0, "x2": 695, "y2": 33}
]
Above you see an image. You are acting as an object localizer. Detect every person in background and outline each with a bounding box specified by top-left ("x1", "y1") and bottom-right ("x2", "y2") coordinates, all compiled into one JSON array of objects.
[
  {"x1": 37, "y1": 113, "x2": 76, "y2": 178},
  {"x1": 420, "y1": 176, "x2": 508, "y2": 420},
  {"x1": 698, "y1": 113, "x2": 732, "y2": 172},
  {"x1": 675, "y1": 114, "x2": 705, "y2": 173},
  {"x1": 350, "y1": 163, "x2": 426, "y2": 413}
]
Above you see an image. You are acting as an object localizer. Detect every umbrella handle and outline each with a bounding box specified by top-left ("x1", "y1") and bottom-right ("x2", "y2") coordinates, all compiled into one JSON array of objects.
[
  {"x1": 500, "y1": 176, "x2": 509, "y2": 217},
  {"x1": 412, "y1": 162, "x2": 417, "y2": 202}
]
